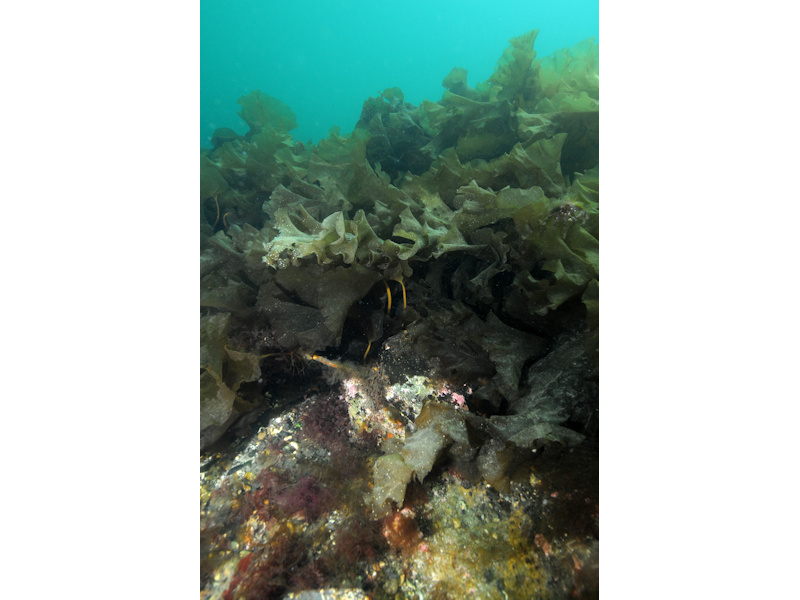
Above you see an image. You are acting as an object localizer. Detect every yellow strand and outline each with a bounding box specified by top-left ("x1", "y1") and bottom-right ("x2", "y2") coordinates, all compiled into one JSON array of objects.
[
  {"x1": 391, "y1": 277, "x2": 407, "y2": 308},
  {"x1": 383, "y1": 280, "x2": 392, "y2": 314},
  {"x1": 363, "y1": 339, "x2": 372, "y2": 361}
]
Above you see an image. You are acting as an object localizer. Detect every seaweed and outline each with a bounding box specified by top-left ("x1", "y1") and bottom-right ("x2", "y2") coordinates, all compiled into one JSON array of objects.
[
  {"x1": 199, "y1": 28, "x2": 599, "y2": 474},
  {"x1": 487, "y1": 29, "x2": 541, "y2": 106},
  {"x1": 236, "y1": 90, "x2": 298, "y2": 136},
  {"x1": 200, "y1": 312, "x2": 263, "y2": 448},
  {"x1": 357, "y1": 87, "x2": 435, "y2": 180}
]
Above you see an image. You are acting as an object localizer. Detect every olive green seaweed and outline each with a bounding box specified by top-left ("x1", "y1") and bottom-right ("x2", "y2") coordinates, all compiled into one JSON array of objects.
[
  {"x1": 199, "y1": 30, "x2": 599, "y2": 465},
  {"x1": 236, "y1": 89, "x2": 298, "y2": 135},
  {"x1": 200, "y1": 313, "x2": 261, "y2": 434}
]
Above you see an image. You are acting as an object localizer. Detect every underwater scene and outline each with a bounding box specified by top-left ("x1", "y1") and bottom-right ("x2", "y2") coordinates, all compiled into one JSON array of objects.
[{"x1": 201, "y1": 4, "x2": 598, "y2": 599}]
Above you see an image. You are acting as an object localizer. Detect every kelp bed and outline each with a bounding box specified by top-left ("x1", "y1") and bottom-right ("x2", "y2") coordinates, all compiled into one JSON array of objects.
[{"x1": 201, "y1": 30, "x2": 598, "y2": 600}]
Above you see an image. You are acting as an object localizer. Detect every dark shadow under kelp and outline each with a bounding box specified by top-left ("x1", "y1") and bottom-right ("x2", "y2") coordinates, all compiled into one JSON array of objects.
[{"x1": 201, "y1": 29, "x2": 598, "y2": 599}]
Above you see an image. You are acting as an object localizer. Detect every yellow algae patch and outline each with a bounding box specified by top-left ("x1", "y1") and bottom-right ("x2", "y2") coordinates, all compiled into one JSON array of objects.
[{"x1": 402, "y1": 480, "x2": 548, "y2": 599}]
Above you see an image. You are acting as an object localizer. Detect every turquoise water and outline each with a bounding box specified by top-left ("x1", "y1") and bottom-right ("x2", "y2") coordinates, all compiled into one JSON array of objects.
[{"x1": 200, "y1": 0, "x2": 598, "y2": 148}]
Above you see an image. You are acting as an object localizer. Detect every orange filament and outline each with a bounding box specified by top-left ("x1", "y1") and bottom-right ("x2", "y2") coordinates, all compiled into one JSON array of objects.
[
  {"x1": 307, "y1": 354, "x2": 340, "y2": 369},
  {"x1": 383, "y1": 280, "x2": 392, "y2": 314},
  {"x1": 391, "y1": 277, "x2": 407, "y2": 309}
]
